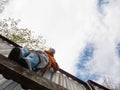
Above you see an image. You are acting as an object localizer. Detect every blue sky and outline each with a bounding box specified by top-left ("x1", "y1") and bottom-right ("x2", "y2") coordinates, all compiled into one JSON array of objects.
[
  {"x1": 0, "y1": 0, "x2": 120, "y2": 85},
  {"x1": 97, "y1": 0, "x2": 109, "y2": 14},
  {"x1": 76, "y1": 43, "x2": 97, "y2": 81},
  {"x1": 116, "y1": 43, "x2": 120, "y2": 57}
]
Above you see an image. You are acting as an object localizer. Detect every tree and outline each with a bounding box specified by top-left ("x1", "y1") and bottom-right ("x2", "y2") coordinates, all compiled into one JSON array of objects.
[
  {"x1": 102, "y1": 76, "x2": 120, "y2": 90},
  {"x1": 0, "y1": 17, "x2": 47, "y2": 50}
]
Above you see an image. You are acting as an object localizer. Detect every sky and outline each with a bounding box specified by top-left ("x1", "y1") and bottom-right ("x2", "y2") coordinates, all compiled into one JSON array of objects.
[{"x1": 0, "y1": 0, "x2": 120, "y2": 85}]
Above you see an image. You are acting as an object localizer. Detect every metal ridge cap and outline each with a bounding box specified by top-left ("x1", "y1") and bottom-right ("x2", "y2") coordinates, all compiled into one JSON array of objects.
[
  {"x1": 88, "y1": 80, "x2": 110, "y2": 90},
  {"x1": 0, "y1": 35, "x2": 21, "y2": 47}
]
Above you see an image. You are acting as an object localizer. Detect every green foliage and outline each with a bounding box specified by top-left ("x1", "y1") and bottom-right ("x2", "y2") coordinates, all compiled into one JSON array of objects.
[{"x1": 0, "y1": 17, "x2": 46, "y2": 50}]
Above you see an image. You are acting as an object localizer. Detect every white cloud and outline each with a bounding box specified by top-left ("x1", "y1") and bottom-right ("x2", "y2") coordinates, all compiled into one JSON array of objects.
[
  {"x1": 84, "y1": 0, "x2": 120, "y2": 84},
  {"x1": 1, "y1": 0, "x2": 120, "y2": 84}
]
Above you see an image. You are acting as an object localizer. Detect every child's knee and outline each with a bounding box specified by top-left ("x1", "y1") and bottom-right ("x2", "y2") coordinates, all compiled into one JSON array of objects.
[{"x1": 21, "y1": 47, "x2": 30, "y2": 57}]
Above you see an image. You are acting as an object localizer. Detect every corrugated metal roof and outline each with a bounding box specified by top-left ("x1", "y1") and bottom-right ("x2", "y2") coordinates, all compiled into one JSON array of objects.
[
  {"x1": 0, "y1": 37, "x2": 23, "y2": 90},
  {"x1": 0, "y1": 35, "x2": 110, "y2": 90}
]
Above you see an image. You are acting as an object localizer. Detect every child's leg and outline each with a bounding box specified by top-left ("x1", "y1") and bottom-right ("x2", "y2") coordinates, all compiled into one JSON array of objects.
[
  {"x1": 21, "y1": 47, "x2": 30, "y2": 57},
  {"x1": 8, "y1": 47, "x2": 30, "y2": 69},
  {"x1": 8, "y1": 47, "x2": 22, "y2": 61},
  {"x1": 24, "y1": 52, "x2": 39, "y2": 70}
]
